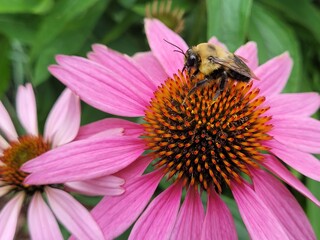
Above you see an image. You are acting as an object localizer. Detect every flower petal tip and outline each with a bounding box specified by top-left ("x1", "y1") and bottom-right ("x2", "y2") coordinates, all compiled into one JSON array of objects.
[
  {"x1": 280, "y1": 51, "x2": 293, "y2": 64},
  {"x1": 91, "y1": 44, "x2": 107, "y2": 53}
]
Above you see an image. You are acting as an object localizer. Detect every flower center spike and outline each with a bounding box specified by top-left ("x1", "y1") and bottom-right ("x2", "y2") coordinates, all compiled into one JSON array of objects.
[
  {"x1": 143, "y1": 71, "x2": 273, "y2": 193},
  {"x1": 0, "y1": 136, "x2": 50, "y2": 194}
]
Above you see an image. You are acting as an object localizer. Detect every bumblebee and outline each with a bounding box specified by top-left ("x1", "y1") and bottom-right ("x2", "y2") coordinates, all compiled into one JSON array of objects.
[{"x1": 164, "y1": 40, "x2": 258, "y2": 99}]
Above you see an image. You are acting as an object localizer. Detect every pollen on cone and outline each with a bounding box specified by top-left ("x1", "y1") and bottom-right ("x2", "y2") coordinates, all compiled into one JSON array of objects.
[{"x1": 143, "y1": 71, "x2": 272, "y2": 193}]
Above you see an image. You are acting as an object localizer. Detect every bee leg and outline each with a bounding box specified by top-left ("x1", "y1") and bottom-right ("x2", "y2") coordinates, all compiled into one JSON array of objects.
[
  {"x1": 182, "y1": 77, "x2": 209, "y2": 105},
  {"x1": 190, "y1": 69, "x2": 199, "y2": 80},
  {"x1": 213, "y1": 71, "x2": 228, "y2": 100}
]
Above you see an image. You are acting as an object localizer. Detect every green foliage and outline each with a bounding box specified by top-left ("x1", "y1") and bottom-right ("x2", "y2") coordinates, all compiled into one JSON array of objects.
[
  {"x1": 249, "y1": 2, "x2": 302, "y2": 93},
  {"x1": 0, "y1": 0, "x2": 54, "y2": 14},
  {"x1": 206, "y1": 0, "x2": 253, "y2": 51},
  {"x1": 0, "y1": 0, "x2": 319, "y2": 239}
]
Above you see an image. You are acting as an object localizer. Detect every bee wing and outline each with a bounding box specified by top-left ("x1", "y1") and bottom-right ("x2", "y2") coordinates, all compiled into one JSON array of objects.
[{"x1": 211, "y1": 55, "x2": 259, "y2": 80}]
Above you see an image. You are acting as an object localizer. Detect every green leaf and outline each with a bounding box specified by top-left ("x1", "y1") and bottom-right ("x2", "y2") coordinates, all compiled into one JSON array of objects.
[
  {"x1": 258, "y1": 0, "x2": 320, "y2": 43},
  {"x1": 31, "y1": 0, "x2": 108, "y2": 85},
  {"x1": 248, "y1": 2, "x2": 303, "y2": 93},
  {"x1": 206, "y1": 0, "x2": 252, "y2": 51},
  {"x1": 306, "y1": 178, "x2": 320, "y2": 239},
  {"x1": 10, "y1": 40, "x2": 30, "y2": 86},
  {"x1": 30, "y1": 0, "x2": 101, "y2": 59},
  {"x1": 222, "y1": 196, "x2": 249, "y2": 239},
  {"x1": 184, "y1": 0, "x2": 207, "y2": 45},
  {"x1": 0, "y1": 0, "x2": 54, "y2": 14},
  {"x1": 0, "y1": 36, "x2": 10, "y2": 97},
  {"x1": 0, "y1": 16, "x2": 37, "y2": 44}
]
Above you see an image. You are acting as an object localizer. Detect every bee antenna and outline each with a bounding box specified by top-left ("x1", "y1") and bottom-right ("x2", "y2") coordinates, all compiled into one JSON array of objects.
[
  {"x1": 163, "y1": 39, "x2": 186, "y2": 56},
  {"x1": 173, "y1": 49, "x2": 185, "y2": 55}
]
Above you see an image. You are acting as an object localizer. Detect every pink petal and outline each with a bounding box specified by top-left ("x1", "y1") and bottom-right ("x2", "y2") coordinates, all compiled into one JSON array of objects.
[
  {"x1": 45, "y1": 187, "x2": 104, "y2": 240},
  {"x1": 129, "y1": 182, "x2": 182, "y2": 240},
  {"x1": 91, "y1": 170, "x2": 163, "y2": 239},
  {"x1": 0, "y1": 101, "x2": 18, "y2": 141},
  {"x1": 144, "y1": 18, "x2": 188, "y2": 77},
  {"x1": 44, "y1": 88, "x2": 80, "y2": 148},
  {"x1": 261, "y1": 154, "x2": 320, "y2": 206},
  {"x1": 16, "y1": 84, "x2": 38, "y2": 136},
  {"x1": 232, "y1": 181, "x2": 289, "y2": 240},
  {"x1": 49, "y1": 54, "x2": 150, "y2": 117},
  {"x1": 0, "y1": 192, "x2": 25, "y2": 240},
  {"x1": 235, "y1": 41, "x2": 259, "y2": 70},
  {"x1": 254, "y1": 52, "x2": 292, "y2": 96},
  {"x1": 75, "y1": 117, "x2": 143, "y2": 140},
  {"x1": 115, "y1": 155, "x2": 153, "y2": 179},
  {"x1": 207, "y1": 36, "x2": 228, "y2": 50},
  {"x1": 266, "y1": 93, "x2": 320, "y2": 117},
  {"x1": 266, "y1": 139, "x2": 320, "y2": 181},
  {"x1": 22, "y1": 136, "x2": 145, "y2": 184},
  {"x1": 77, "y1": 127, "x2": 124, "y2": 140},
  {"x1": 201, "y1": 191, "x2": 237, "y2": 240},
  {"x1": 89, "y1": 44, "x2": 157, "y2": 92},
  {"x1": 0, "y1": 134, "x2": 9, "y2": 151},
  {"x1": 28, "y1": 192, "x2": 63, "y2": 240},
  {"x1": 132, "y1": 51, "x2": 168, "y2": 86},
  {"x1": 171, "y1": 187, "x2": 204, "y2": 240},
  {"x1": 269, "y1": 117, "x2": 320, "y2": 153},
  {"x1": 251, "y1": 168, "x2": 316, "y2": 240},
  {"x1": 65, "y1": 175, "x2": 125, "y2": 196}
]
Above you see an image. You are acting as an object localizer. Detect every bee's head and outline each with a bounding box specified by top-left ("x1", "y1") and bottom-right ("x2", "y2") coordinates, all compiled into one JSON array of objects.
[{"x1": 183, "y1": 48, "x2": 200, "y2": 73}]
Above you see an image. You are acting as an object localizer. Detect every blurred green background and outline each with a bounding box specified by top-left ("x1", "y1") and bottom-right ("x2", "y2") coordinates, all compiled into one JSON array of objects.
[{"x1": 0, "y1": 0, "x2": 319, "y2": 239}]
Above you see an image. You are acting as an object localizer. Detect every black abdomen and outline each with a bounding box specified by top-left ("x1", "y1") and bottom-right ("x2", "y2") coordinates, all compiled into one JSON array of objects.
[{"x1": 228, "y1": 70, "x2": 250, "y2": 82}]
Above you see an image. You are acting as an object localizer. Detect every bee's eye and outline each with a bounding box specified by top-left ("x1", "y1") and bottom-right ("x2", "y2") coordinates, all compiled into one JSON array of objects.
[{"x1": 187, "y1": 55, "x2": 197, "y2": 66}]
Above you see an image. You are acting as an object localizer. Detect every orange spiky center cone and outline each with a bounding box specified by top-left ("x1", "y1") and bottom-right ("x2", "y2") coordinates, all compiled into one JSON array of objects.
[
  {"x1": 0, "y1": 135, "x2": 50, "y2": 194},
  {"x1": 143, "y1": 71, "x2": 272, "y2": 193}
]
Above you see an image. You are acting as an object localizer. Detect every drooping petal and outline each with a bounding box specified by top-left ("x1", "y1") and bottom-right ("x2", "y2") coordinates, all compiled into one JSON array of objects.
[
  {"x1": 129, "y1": 182, "x2": 182, "y2": 240},
  {"x1": 207, "y1": 36, "x2": 228, "y2": 50},
  {"x1": 0, "y1": 185, "x2": 12, "y2": 197},
  {"x1": 266, "y1": 139, "x2": 320, "y2": 181},
  {"x1": 65, "y1": 175, "x2": 125, "y2": 196},
  {"x1": 45, "y1": 187, "x2": 104, "y2": 240},
  {"x1": 132, "y1": 51, "x2": 168, "y2": 86},
  {"x1": 251, "y1": 168, "x2": 316, "y2": 240},
  {"x1": 75, "y1": 117, "x2": 143, "y2": 140},
  {"x1": 0, "y1": 101, "x2": 18, "y2": 142},
  {"x1": 232, "y1": 181, "x2": 289, "y2": 240},
  {"x1": 28, "y1": 192, "x2": 63, "y2": 240},
  {"x1": 254, "y1": 52, "x2": 292, "y2": 96},
  {"x1": 261, "y1": 154, "x2": 320, "y2": 206},
  {"x1": 171, "y1": 187, "x2": 204, "y2": 240},
  {"x1": 89, "y1": 44, "x2": 157, "y2": 92},
  {"x1": 0, "y1": 134, "x2": 9, "y2": 151},
  {"x1": 44, "y1": 88, "x2": 80, "y2": 148},
  {"x1": 266, "y1": 92, "x2": 320, "y2": 117},
  {"x1": 0, "y1": 192, "x2": 25, "y2": 240},
  {"x1": 91, "y1": 170, "x2": 163, "y2": 239},
  {"x1": 16, "y1": 84, "x2": 38, "y2": 136},
  {"x1": 269, "y1": 117, "x2": 320, "y2": 154},
  {"x1": 22, "y1": 136, "x2": 145, "y2": 184},
  {"x1": 201, "y1": 191, "x2": 237, "y2": 240},
  {"x1": 145, "y1": 18, "x2": 188, "y2": 77},
  {"x1": 49, "y1": 54, "x2": 150, "y2": 117},
  {"x1": 235, "y1": 41, "x2": 259, "y2": 70},
  {"x1": 69, "y1": 156, "x2": 153, "y2": 240}
]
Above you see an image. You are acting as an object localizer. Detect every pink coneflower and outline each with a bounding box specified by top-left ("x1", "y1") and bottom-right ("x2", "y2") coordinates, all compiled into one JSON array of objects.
[
  {"x1": 0, "y1": 84, "x2": 126, "y2": 239},
  {"x1": 23, "y1": 19, "x2": 320, "y2": 239}
]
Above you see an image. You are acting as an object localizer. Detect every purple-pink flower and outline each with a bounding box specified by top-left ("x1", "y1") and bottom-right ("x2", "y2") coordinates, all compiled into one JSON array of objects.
[
  {"x1": 23, "y1": 19, "x2": 320, "y2": 239},
  {"x1": 0, "y1": 84, "x2": 125, "y2": 239}
]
